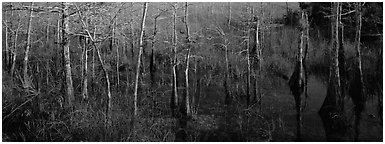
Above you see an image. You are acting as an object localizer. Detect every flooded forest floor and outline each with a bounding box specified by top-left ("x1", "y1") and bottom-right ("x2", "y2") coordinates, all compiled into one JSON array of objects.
[{"x1": 164, "y1": 75, "x2": 383, "y2": 141}]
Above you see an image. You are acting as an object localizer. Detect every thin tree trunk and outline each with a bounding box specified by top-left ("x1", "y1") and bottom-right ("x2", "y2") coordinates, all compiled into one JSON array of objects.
[
  {"x1": 182, "y1": 2, "x2": 191, "y2": 116},
  {"x1": 269, "y1": 3, "x2": 273, "y2": 53},
  {"x1": 22, "y1": 2, "x2": 34, "y2": 88},
  {"x1": 82, "y1": 37, "x2": 88, "y2": 100},
  {"x1": 255, "y1": 20, "x2": 262, "y2": 109},
  {"x1": 62, "y1": 2, "x2": 74, "y2": 108},
  {"x1": 130, "y1": 2, "x2": 135, "y2": 83},
  {"x1": 46, "y1": 25, "x2": 49, "y2": 45},
  {"x1": 56, "y1": 19, "x2": 60, "y2": 73},
  {"x1": 5, "y1": 21, "x2": 9, "y2": 71},
  {"x1": 319, "y1": 3, "x2": 347, "y2": 141},
  {"x1": 133, "y1": 2, "x2": 148, "y2": 117},
  {"x1": 353, "y1": 2, "x2": 365, "y2": 141},
  {"x1": 81, "y1": 38, "x2": 85, "y2": 92},
  {"x1": 246, "y1": 6, "x2": 252, "y2": 107},
  {"x1": 338, "y1": 3, "x2": 346, "y2": 112},
  {"x1": 171, "y1": 3, "x2": 179, "y2": 117},
  {"x1": 258, "y1": 3, "x2": 264, "y2": 109},
  {"x1": 92, "y1": 26, "x2": 96, "y2": 93},
  {"x1": 74, "y1": 3, "x2": 112, "y2": 138},
  {"x1": 224, "y1": 3, "x2": 231, "y2": 107},
  {"x1": 46, "y1": 24, "x2": 50, "y2": 86},
  {"x1": 224, "y1": 37, "x2": 230, "y2": 106},
  {"x1": 334, "y1": 2, "x2": 342, "y2": 108},
  {"x1": 46, "y1": 60, "x2": 50, "y2": 86},
  {"x1": 150, "y1": 12, "x2": 159, "y2": 86},
  {"x1": 114, "y1": 21, "x2": 120, "y2": 89},
  {"x1": 11, "y1": 16, "x2": 20, "y2": 77}
]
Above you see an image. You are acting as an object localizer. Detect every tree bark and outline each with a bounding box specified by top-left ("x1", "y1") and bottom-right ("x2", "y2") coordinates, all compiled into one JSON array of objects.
[
  {"x1": 62, "y1": 2, "x2": 75, "y2": 108},
  {"x1": 56, "y1": 19, "x2": 60, "y2": 73},
  {"x1": 255, "y1": 20, "x2": 262, "y2": 109},
  {"x1": 337, "y1": 3, "x2": 346, "y2": 112},
  {"x1": 92, "y1": 26, "x2": 96, "y2": 93},
  {"x1": 11, "y1": 13, "x2": 20, "y2": 77},
  {"x1": 334, "y1": 2, "x2": 342, "y2": 108},
  {"x1": 133, "y1": 2, "x2": 148, "y2": 117},
  {"x1": 182, "y1": 2, "x2": 191, "y2": 116},
  {"x1": 130, "y1": 2, "x2": 135, "y2": 83},
  {"x1": 45, "y1": 24, "x2": 50, "y2": 86},
  {"x1": 246, "y1": 6, "x2": 252, "y2": 107},
  {"x1": 171, "y1": 3, "x2": 179, "y2": 117},
  {"x1": 46, "y1": 24, "x2": 49, "y2": 45},
  {"x1": 224, "y1": 37, "x2": 231, "y2": 106},
  {"x1": 22, "y1": 2, "x2": 34, "y2": 88},
  {"x1": 114, "y1": 21, "x2": 120, "y2": 89},
  {"x1": 82, "y1": 37, "x2": 88, "y2": 101}
]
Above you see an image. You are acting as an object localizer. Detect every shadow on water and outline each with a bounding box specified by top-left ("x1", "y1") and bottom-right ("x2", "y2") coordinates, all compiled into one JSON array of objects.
[
  {"x1": 281, "y1": 75, "x2": 382, "y2": 141},
  {"x1": 174, "y1": 75, "x2": 382, "y2": 141}
]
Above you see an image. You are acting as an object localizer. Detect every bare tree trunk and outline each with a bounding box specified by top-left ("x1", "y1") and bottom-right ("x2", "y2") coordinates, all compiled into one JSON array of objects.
[
  {"x1": 46, "y1": 25, "x2": 49, "y2": 44},
  {"x1": 22, "y1": 2, "x2": 34, "y2": 88},
  {"x1": 337, "y1": 3, "x2": 346, "y2": 112},
  {"x1": 130, "y1": 2, "x2": 135, "y2": 83},
  {"x1": 224, "y1": 37, "x2": 231, "y2": 106},
  {"x1": 182, "y1": 2, "x2": 191, "y2": 116},
  {"x1": 81, "y1": 38, "x2": 84, "y2": 91},
  {"x1": 319, "y1": 3, "x2": 348, "y2": 141},
  {"x1": 56, "y1": 19, "x2": 60, "y2": 73},
  {"x1": 114, "y1": 21, "x2": 120, "y2": 89},
  {"x1": 150, "y1": 10, "x2": 160, "y2": 87},
  {"x1": 82, "y1": 37, "x2": 88, "y2": 101},
  {"x1": 334, "y1": 2, "x2": 342, "y2": 108},
  {"x1": 5, "y1": 21, "x2": 9, "y2": 71},
  {"x1": 74, "y1": 3, "x2": 112, "y2": 138},
  {"x1": 133, "y1": 2, "x2": 148, "y2": 117},
  {"x1": 352, "y1": 2, "x2": 365, "y2": 141},
  {"x1": 171, "y1": 3, "x2": 179, "y2": 117},
  {"x1": 45, "y1": 24, "x2": 50, "y2": 86},
  {"x1": 288, "y1": 10, "x2": 308, "y2": 141},
  {"x1": 62, "y1": 2, "x2": 75, "y2": 108},
  {"x1": 92, "y1": 26, "x2": 96, "y2": 93},
  {"x1": 255, "y1": 20, "x2": 262, "y2": 109},
  {"x1": 246, "y1": 6, "x2": 252, "y2": 107},
  {"x1": 11, "y1": 24, "x2": 19, "y2": 77}
]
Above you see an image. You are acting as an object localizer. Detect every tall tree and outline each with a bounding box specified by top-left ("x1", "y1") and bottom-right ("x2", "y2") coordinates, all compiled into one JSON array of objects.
[
  {"x1": 4, "y1": 16, "x2": 9, "y2": 71},
  {"x1": 114, "y1": 20, "x2": 120, "y2": 89},
  {"x1": 337, "y1": 3, "x2": 346, "y2": 112},
  {"x1": 150, "y1": 7, "x2": 162, "y2": 87},
  {"x1": 74, "y1": 3, "x2": 112, "y2": 137},
  {"x1": 133, "y1": 2, "x2": 148, "y2": 117},
  {"x1": 182, "y1": 2, "x2": 191, "y2": 116},
  {"x1": 319, "y1": 2, "x2": 349, "y2": 141},
  {"x1": 170, "y1": 3, "x2": 179, "y2": 117},
  {"x1": 82, "y1": 36, "x2": 89, "y2": 101},
  {"x1": 62, "y1": 2, "x2": 75, "y2": 108},
  {"x1": 349, "y1": 2, "x2": 365, "y2": 141},
  {"x1": 22, "y1": 2, "x2": 34, "y2": 88},
  {"x1": 246, "y1": 5, "x2": 252, "y2": 107},
  {"x1": 10, "y1": 14, "x2": 20, "y2": 76}
]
